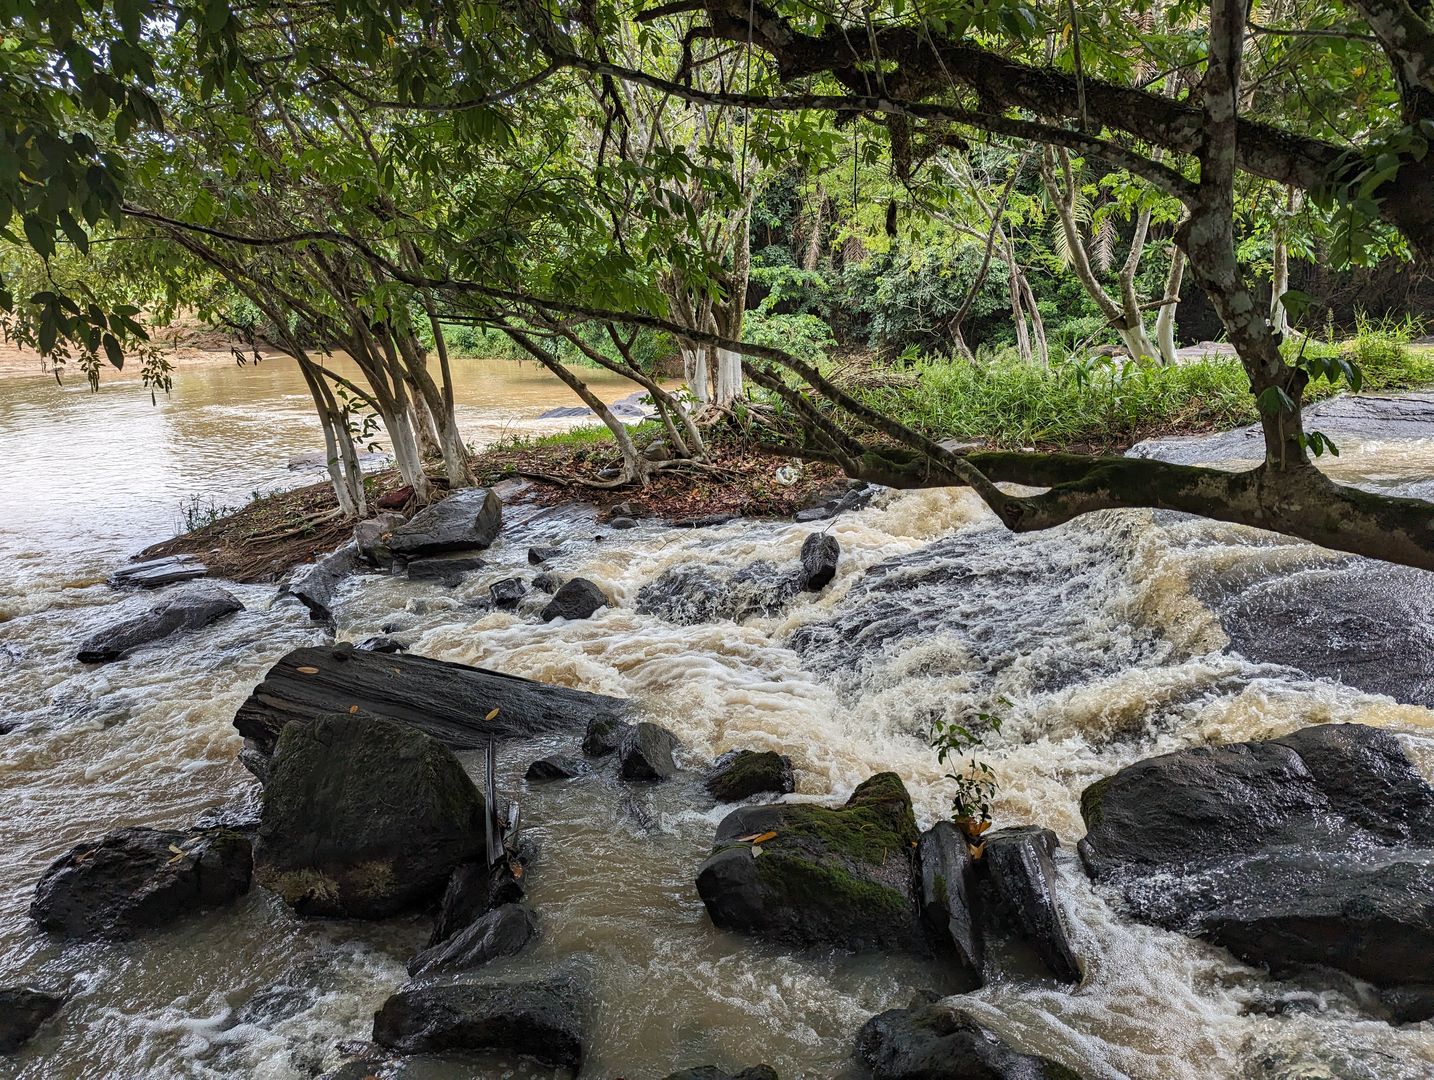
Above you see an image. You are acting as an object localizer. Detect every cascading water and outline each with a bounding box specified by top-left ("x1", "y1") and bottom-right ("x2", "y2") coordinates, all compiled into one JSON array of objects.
[{"x1": 1, "y1": 365, "x2": 1432, "y2": 1078}]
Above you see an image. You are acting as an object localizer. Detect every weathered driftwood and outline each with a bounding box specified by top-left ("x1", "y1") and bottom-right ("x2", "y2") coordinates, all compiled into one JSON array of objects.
[{"x1": 234, "y1": 644, "x2": 629, "y2": 758}]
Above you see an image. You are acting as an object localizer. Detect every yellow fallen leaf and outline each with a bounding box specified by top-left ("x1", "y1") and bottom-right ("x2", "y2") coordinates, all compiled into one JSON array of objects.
[
  {"x1": 484, "y1": 707, "x2": 500, "y2": 721},
  {"x1": 967, "y1": 842, "x2": 986, "y2": 860},
  {"x1": 167, "y1": 844, "x2": 187, "y2": 864},
  {"x1": 348, "y1": 705, "x2": 360, "y2": 714},
  {"x1": 734, "y1": 831, "x2": 779, "y2": 844},
  {"x1": 296, "y1": 665, "x2": 319, "y2": 675}
]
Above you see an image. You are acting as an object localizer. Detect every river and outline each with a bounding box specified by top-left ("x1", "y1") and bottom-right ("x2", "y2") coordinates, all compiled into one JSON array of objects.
[{"x1": 1, "y1": 360, "x2": 1432, "y2": 1079}]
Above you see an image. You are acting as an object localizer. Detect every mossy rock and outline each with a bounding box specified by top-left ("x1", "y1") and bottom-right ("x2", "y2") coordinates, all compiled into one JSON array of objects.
[
  {"x1": 695, "y1": 772, "x2": 925, "y2": 952},
  {"x1": 705, "y1": 750, "x2": 796, "y2": 803}
]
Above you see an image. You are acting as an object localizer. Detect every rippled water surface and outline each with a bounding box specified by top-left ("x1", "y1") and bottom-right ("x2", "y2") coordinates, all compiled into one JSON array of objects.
[{"x1": 1, "y1": 365, "x2": 1433, "y2": 1079}]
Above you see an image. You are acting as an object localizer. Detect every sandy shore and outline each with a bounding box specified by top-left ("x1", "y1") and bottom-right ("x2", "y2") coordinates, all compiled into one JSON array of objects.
[{"x1": 0, "y1": 326, "x2": 280, "y2": 378}]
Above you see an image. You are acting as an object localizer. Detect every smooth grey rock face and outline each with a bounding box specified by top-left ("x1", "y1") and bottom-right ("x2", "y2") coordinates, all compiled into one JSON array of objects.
[
  {"x1": 253, "y1": 713, "x2": 486, "y2": 918},
  {"x1": 387, "y1": 488, "x2": 502, "y2": 558},
  {"x1": 619, "y1": 721, "x2": 679, "y2": 781},
  {"x1": 916, "y1": 822, "x2": 983, "y2": 990},
  {"x1": 981, "y1": 826, "x2": 1082, "y2": 984},
  {"x1": 77, "y1": 584, "x2": 244, "y2": 662},
  {"x1": 108, "y1": 555, "x2": 208, "y2": 589},
  {"x1": 406, "y1": 550, "x2": 487, "y2": 586},
  {"x1": 1079, "y1": 722, "x2": 1434, "y2": 993},
  {"x1": 282, "y1": 542, "x2": 359, "y2": 623}
]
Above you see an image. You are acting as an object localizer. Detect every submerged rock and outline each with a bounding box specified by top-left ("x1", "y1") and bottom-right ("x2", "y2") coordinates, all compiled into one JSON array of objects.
[
  {"x1": 407, "y1": 902, "x2": 537, "y2": 977},
  {"x1": 108, "y1": 555, "x2": 207, "y2": 589},
  {"x1": 915, "y1": 822, "x2": 982, "y2": 990},
  {"x1": 373, "y1": 969, "x2": 586, "y2": 1069},
  {"x1": 354, "y1": 636, "x2": 407, "y2": 654},
  {"x1": 429, "y1": 858, "x2": 526, "y2": 948},
  {"x1": 0, "y1": 986, "x2": 66, "y2": 1053},
  {"x1": 619, "y1": 721, "x2": 680, "y2": 781},
  {"x1": 77, "y1": 584, "x2": 243, "y2": 662},
  {"x1": 233, "y1": 644, "x2": 629, "y2": 760},
  {"x1": 981, "y1": 827, "x2": 1082, "y2": 984},
  {"x1": 281, "y1": 542, "x2": 359, "y2": 623},
  {"x1": 528, "y1": 545, "x2": 562, "y2": 565},
  {"x1": 30, "y1": 826, "x2": 252, "y2": 939},
  {"x1": 526, "y1": 754, "x2": 584, "y2": 782},
  {"x1": 636, "y1": 563, "x2": 798, "y2": 625},
  {"x1": 253, "y1": 714, "x2": 486, "y2": 918},
  {"x1": 1078, "y1": 722, "x2": 1434, "y2": 995},
  {"x1": 541, "y1": 577, "x2": 609, "y2": 621},
  {"x1": 582, "y1": 714, "x2": 631, "y2": 757},
  {"x1": 386, "y1": 488, "x2": 502, "y2": 559},
  {"x1": 799, "y1": 532, "x2": 840, "y2": 591},
  {"x1": 406, "y1": 550, "x2": 487, "y2": 586},
  {"x1": 705, "y1": 750, "x2": 795, "y2": 803},
  {"x1": 856, "y1": 995, "x2": 1083, "y2": 1080},
  {"x1": 532, "y1": 571, "x2": 563, "y2": 594},
  {"x1": 695, "y1": 773, "x2": 925, "y2": 952},
  {"x1": 663, "y1": 1068, "x2": 779, "y2": 1080}
]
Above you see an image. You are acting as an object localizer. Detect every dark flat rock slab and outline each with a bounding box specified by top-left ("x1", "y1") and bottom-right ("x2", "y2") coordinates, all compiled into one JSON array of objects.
[
  {"x1": 109, "y1": 555, "x2": 208, "y2": 589},
  {"x1": 78, "y1": 584, "x2": 243, "y2": 663}
]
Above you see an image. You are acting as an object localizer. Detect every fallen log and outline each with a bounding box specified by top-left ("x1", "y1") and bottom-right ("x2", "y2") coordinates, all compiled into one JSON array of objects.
[{"x1": 234, "y1": 644, "x2": 630, "y2": 761}]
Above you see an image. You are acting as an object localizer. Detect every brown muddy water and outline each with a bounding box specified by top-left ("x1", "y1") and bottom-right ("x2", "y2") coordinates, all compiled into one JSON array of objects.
[{"x1": 1, "y1": 365, "x2": 1433, "y2": 1079}]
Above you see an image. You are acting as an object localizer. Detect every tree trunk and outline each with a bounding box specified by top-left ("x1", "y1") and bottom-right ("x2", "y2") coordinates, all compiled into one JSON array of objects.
[{"x1": 1155, "y1": 243, "x2": 1185, "y2": 364}]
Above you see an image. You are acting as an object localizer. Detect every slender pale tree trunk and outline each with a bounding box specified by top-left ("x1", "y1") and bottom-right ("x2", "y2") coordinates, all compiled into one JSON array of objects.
[{"x1": 1156, "y1": 243, "x2": 1185, "y2": 364}]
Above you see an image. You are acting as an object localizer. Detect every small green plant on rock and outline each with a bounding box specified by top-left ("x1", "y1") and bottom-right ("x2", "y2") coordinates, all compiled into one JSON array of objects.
[{"x1": 930, "y1": 710, "x2": 1003, "y2": 844}]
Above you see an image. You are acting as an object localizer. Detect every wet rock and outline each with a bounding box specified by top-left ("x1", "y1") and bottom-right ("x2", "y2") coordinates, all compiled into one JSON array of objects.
[
  {"x1": 636, "y1": 563, "x2": 798, "y2": 625},
  {"x1": 77, "y1": 584, "x2": 244, "y2": 663},
  {"x1": 663, "y1": 1068, "x2": 779, "y2": 1080},
  {"x1": 253, "y1": 714, "x2": 486, "y2": 918},
  {"x1": 316, "y1": 1052, "x2": 397, "y2": 1080},
  {"x1": 407, "y1": 902, "x2": 537, "y2": 977},
  {"x1": 234, "y1": 644, "x2": 629, "y2": 760},
  {"x1": 856, "y1": 996, "x2": 1083, "y2": 1080},
  {"x1": 490, "y1": 576, "x2": 526, "y2": 609},
  {"x1": 619, "y1": 721, "x2": 680, "y2": 781},
  {"x1": 108, "y1": 555, "x2": 207, "y2": 589},
  {"x1": 695, "y1": 773, "x2": 925, "y2": 953},
  {"x1": 609, "y1": 516, "x2": 637, "y2": 530},
  {"x1": 406, "y1": 551, "x2": 486, "y2": 586},
  {"x1": 429, "y1": 859, "x2": 525, "y2": 947},
  {"x1": 1381, "y1": 984, "x2": 1434, "y2": 1024},
  {"x1": 355, "y1": 636, "x2": 407, "y2": 654},
  {"x1": 798, "y1": 532, "x2": 840, "y2": 591},
  {"x1": 282, "y1": 542, "x2": 360, "y2": 623},
  {"x1": 532, "y1": 571, "x2": 563, "y2": 594},
  {"x1": 981, "y1": 827, "x2": 1082, "y2": 984},
  {"x1": 541, "y1": 577, "x2": 609, "y2": 621},
  {"x1": 673, "y1": 512, "x2": 740, "y2": 529},
  {"x1": 1078, "y1": 722, "x2": 1434, "y2": 995},
  {"x1": 526, "y1": 755, "x2": 584, "y2": 782},
  {"x1": 528, "y1": 545, "x2": 561, "y2": 565},
  {"x1": 386, "y1": 488, "x2": 502, "y2": 559},
  {"x1": 0, "y1": 986, "x2": 65, "y2": 1053},
  {"x1": 353, "y1": 511, "x2": 407, "y2": 568},
  {"x1": 30, "y1": 826, "x2": 252, "y2": 939},
  {"x1": 372, "y1": 970, "x2": 586, "y2": 1069},
  {"x1": 582, "y1": 715, "x2": 631, "y2": 758},
  {"x1": 705, "y1": 750, "x2": 795, "y2": 803},
  {"x1": 915, "y1": 822, "x2": 982, "y2": 989},
  {"x1": 794, "y1": 486, "x2": 874, "y2": 523}
]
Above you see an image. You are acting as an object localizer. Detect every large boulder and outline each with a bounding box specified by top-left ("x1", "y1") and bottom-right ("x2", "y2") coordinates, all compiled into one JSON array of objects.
[
  {"x1": 619, "y1": 721, "x2": 680, "y2": 781},
  {"x1": 30, "y1": 826, "x2": 252, "y2": 939},
  {"x1": 695, "y1": 773, "x2": 925, "y2": 952},
  {"x1": 981, "y1": 827, "x2": 1082, "y2": 984},
  {"x1": 915, "y1": 822, "x2": 982, "y2": 990},
  {"x1": 281, "y1": 542, "x2": 359, "y2": 623},
  {"x1": 233, "y1": 644, "x2": 630, "y2": 761},
  {"x1": 387, "y1": 488, "x2": 502, "y2": 559},
  {"x1": 541, "y1": 577, "x2": 609, "y2": 622},
  {"x1": 0, "y1": 987, "x2": 65, "y2": 1052},
  {"x1": 109, "y1": 555, "x2": 207, "y2": 589},
  {"x1": 407, "y1": 902, "x2": 536, "y2": 977},
  {"x1": 856, "y1": 995, "x2": 1084, "y2": 1080},
  {"x1": 705, "y1": 750, "x2": 795, "y2": 803},
  {"x1": 252, "y1": 714, "x2": 486, "y2": 918},
  {"x1": 372, "y1": 970, "x2": 586, "y2": 1069},
  {"x1": 1078, "y1": 722, "x2": 1434, "y2": 1001},
  {"x1": 77, "y1": 584, "x2": 243, "y2": 662}
]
